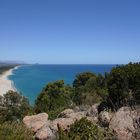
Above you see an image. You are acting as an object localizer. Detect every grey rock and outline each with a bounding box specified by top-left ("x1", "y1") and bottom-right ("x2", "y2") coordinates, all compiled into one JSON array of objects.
[
  {"x1": 35, "y1": 125, "x2": 56, "y2": 140},
  {"x1": 98, "y1": 111, "x2": 112, "y2": 127},
  {"x1": 86, "y1": 104, "x2": 99, "y2": 117},
  {"x1": 109, "y1": 107, "x2": 140, "y2": 140},
  {"x1": 58, "y1": 109, "x2": 74, "y2": 118}
]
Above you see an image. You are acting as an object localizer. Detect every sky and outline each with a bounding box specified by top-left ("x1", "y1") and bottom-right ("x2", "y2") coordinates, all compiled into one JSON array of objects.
[{"x1": 0, "y1": 0, "x2": 140, "y2": 64}]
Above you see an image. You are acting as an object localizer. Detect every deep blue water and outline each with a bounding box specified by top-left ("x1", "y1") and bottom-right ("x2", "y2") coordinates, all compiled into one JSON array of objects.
[{"x1": 9, "y1": 64, "x2": 116, "y2": 104}]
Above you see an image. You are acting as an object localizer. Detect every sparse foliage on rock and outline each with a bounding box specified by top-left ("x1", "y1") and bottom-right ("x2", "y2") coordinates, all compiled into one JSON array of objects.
[{"x1": 58, "y1": 117, "x2": 116, "y2": 140}]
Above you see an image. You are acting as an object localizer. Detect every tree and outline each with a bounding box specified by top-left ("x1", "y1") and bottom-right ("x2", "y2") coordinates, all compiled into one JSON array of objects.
[
  {"x1": 73, "y1": 72, "x2": 107, "y2": 105},
  {"x1": 107, "y1": 62, "x2": 140, "y2": 109},
  {"x1": 34, "y1": 80, "x2": 73, "y2": 119},
  {"x1": 73, "y1": 72, "x2": 96, "y2": 88},
  {"x1": 0, "y1": 91, "x2": 32, "y2": 123},
  {"x1": 4, "y1": 90, "x2": 21, "y2": 107}
]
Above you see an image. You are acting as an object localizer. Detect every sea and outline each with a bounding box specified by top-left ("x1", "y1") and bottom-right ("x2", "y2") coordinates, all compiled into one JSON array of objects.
[{"x1": 8, "y1": 64, "x2": 116, "y2": 104}]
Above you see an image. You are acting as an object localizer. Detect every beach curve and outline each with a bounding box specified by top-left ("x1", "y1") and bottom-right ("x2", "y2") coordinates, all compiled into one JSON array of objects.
[{"x1": 0, "y1": 66, "x2": 19, "y2": 96}]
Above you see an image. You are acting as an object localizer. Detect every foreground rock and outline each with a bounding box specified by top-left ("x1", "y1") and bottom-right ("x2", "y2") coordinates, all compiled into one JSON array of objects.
[
  {"x1": 23, "y1": 109, "x2": 90, "y2": 140},
  {"x1": 23, "y1": 106, "x2": 140, "y2": 140},
  {"x1": 109, "y1": 107, "x2": 140, "y2": 140},
  {"x1": 23, "y1": 113, "x2": 49, "y2": 132},
  {"x1": 35, "y1": 122, "x2": 55, "y2": 140}
]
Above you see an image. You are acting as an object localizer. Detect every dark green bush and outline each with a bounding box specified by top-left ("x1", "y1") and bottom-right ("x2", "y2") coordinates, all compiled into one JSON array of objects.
[
  {"x1": 107, "y1": 62, "x2": 140, "y2": 109},
  {"x1": 73, "y1": 72, "x2": 96, "y2": 88}
]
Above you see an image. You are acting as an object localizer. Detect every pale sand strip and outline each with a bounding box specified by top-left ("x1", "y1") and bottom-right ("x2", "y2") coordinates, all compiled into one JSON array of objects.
[{"x1": 0, "y1": 66, "x2": 19, "y2": 96}]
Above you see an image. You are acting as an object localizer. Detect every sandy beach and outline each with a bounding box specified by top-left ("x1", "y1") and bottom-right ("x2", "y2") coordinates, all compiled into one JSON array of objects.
[{"x1": 0, "y1": 66, "x2": 18, "y2": 96}]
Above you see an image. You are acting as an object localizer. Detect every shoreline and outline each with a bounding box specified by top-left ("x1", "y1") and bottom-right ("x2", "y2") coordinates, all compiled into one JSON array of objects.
[{"x1": 0, "y1": 66, "x2": 19, "y2": 96}]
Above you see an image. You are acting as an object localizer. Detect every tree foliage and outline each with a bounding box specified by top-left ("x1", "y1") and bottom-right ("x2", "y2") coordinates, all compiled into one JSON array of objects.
[
  {"x1": 73, "y1": 72, "x2": 107, "y2": 105},
  {"x1": 34, "y1": 80, "x2": 73, "y2": 119},
  {"x1": 73, "y1": 72, "x2": 96, "y2": 88},
  {"x1": 107, "y1": 62, "x2": 140, "y2": 109},
  {"x1": 0, "y1": 91, "x2": 32, "y2": 123},
  {"x1": 72, "y1": 63, "x2": 140, "y2": 110}
]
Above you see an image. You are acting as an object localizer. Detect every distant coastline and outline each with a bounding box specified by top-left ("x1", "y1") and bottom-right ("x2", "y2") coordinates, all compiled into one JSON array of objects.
[{"x1": 0, "y1": 66, "x2": 19, "y2": 96}]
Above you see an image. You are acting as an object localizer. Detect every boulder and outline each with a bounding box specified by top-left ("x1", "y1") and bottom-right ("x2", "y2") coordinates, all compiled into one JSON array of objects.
[
  {"x1": 86, "y1": 116, "x2": 98, "y2": 123},
  {"x1": 49, "y1": 111, "x2": 87, "y2": 132},
  {"x1": 86, "y1": 104, "x2": 99, "y2": 117},
  {"x1": 58, "y1": 109, "x2": 74, "y2": 118},
  {"x1": 58, "y1": 108, "x2": 87, "y2": 120},
  {"x1": 73, "y1": 106, "x2": 80, "y2": 112},
  {"x1": 98, "y1": 111, "x2": 112, "y2": 127},
  {"x1": 35, "y1": 117, "x2": 76, "y2": 140},
  {"x1": 78, "y1": 105, "x2": 90, "y2": 111},
  {"x1": 23, "y1": 113, "x2": 48, "y2": 132},
  {"x1": 109, "y1": 107, "x2": 140, "y2": 140},
  {"x1": 23, "y1": 110, "x2": 88, "y2": 140},
  {"x1": 50, "y1": 118, "x2": 76, "y2": 131},
  {"x1": 68, "y1": 111, "x2": 87, "y2": 120},
  {"x1": 35, "y1": 125, "x2": 55, "y2": 140}
]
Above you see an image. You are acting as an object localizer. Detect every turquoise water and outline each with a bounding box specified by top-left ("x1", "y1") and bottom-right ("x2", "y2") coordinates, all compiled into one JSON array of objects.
[{"x1": 9, "y1": 64, "x2": 115, "y2": 104}]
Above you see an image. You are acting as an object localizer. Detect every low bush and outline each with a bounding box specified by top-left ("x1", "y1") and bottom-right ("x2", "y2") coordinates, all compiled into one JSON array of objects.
[
  {"x1": 58, "y1": 118, "x2": 116, "y2": 140},
  {"x1": 0, "y1": 122, "x2": 34, "y2": 140}
]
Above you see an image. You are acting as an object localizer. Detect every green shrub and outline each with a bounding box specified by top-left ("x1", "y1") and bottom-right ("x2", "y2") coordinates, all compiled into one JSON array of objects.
[
  {"x1": 58, "y1": 118, "x2": 116, "y2": 140},
  {"x1": 0, "y1": 122, "x2": 34, "y2": 140}
]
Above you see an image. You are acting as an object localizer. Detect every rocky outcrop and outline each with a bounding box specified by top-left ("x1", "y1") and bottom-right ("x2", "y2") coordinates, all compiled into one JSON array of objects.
[
  {"x1": 23, "y1": 108, "x2": 94, "y2": 140},
  {"x1": 109, "y1": 107, "x2": 140, "y2": 140},
  {"x1": 51, "y1": 118, "x2": 75, "y2": 131},
  {"x1": 98, "y1": 111, "x2": 112, "y2": 127},
  {"x1": 34, "y1": 117, "x2": 80, "y2": 140},
  {"x1": 35, "y1": 124, "x2": 56, "y2": 140},
  {"x1": 58, "y1": 109, "x2": 74, "y2": 118},
  {"x1": 23, "y1": 113, "x2": 49, "y2": 132},
  {"x1": 23, "y1": 106, "x2": 140, "y2": 140},
  {"x1": 86, "y1": 104, "x2": 99, "y2": 117}
]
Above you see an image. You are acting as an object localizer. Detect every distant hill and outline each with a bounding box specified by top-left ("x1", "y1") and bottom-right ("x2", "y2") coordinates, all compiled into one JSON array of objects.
[{"x1": 0, "y1": 60, "x2": 26, "y2": 66}]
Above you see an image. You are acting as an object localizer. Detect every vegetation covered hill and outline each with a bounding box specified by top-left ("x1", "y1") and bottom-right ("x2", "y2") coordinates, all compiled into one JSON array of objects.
[{"x1": 0, "y1": 65, "x2": 15, "y2": 75}]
